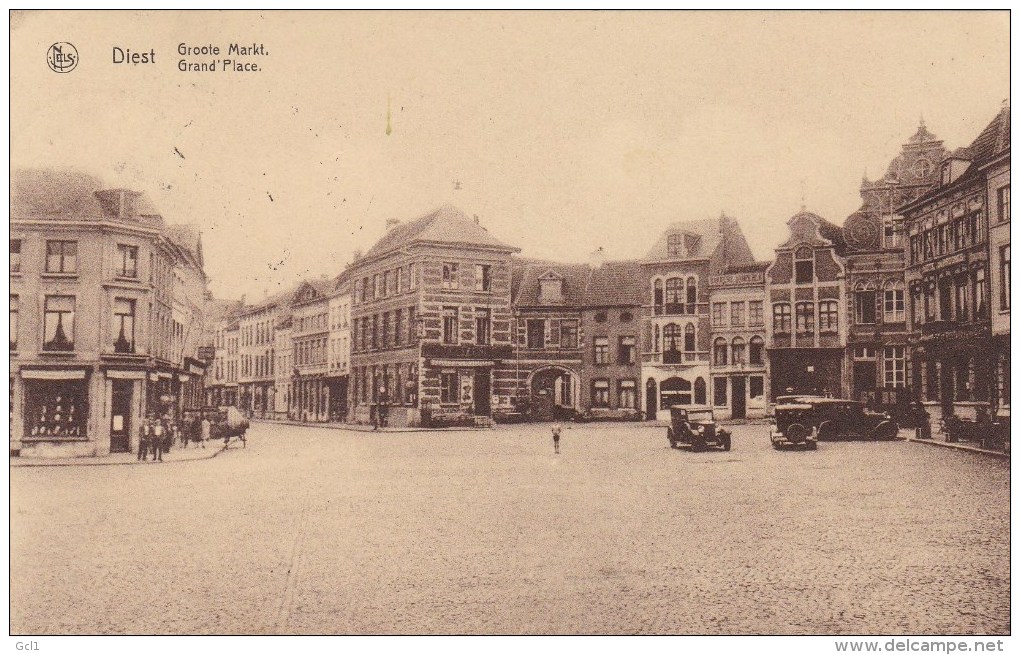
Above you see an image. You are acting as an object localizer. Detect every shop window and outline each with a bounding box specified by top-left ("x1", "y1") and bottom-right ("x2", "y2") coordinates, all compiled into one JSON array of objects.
[
  {"x1": 749, "y1": 375, "x2": 764, "y2": 399},
  {"x1": 618, "y1": 380, "x2": 636, "y2": 409},
  {"x1": 592, "y1": 380, "x2": 610, "y2": 408},
  {"x1": 46, "y1": 240, "x2": 78, "y2": 274},
  {"x1": 660, "y1": 377, "x2": 692, "y2": 409},
  {"x1": 24, "y1": 379, "x2": 88, "y2": 438},
  {"x1": 112, "y1": 298, "x2": 136, "y2": 353},
  {"x1": 43, "y1": 295, "x2": 75, "y2": 351},
  {"x1": 440, "y1": 370, "x2": 458, "y2": 404},
  {"x1": 713, "y1": 377, "x2": 727, "y2": 406}
]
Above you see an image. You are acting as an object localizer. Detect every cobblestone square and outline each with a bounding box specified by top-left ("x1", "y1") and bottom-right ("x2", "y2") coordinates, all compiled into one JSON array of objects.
[{"x1": 10, "y1": 423, "x2": 1010, "y2": 635}]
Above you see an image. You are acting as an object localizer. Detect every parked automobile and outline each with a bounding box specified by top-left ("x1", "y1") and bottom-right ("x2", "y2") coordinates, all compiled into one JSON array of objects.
[
  {"x1": 767, "y1": 402, "x2": 818, "y2": 450},
  {"x1": 666, "y1": 406, "x2": 732, "y2": 451},
  {"x1": 798, "y1": 399, "x2": 899, "y2": 441}
]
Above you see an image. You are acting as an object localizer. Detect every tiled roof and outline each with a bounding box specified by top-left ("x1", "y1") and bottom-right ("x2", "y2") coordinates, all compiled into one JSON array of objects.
[
  {"x1": 584, "y1": 260, "x2": 646, "y2": 307},
  {"x1": 643, "y1": 217, "x2": 724, "y2": 261},
  {"x1": 363, "y1": 204, "x2": 519, "y2": 259},
  {"x1": 724, "y1": 261, "x2": 771, "y2": 274},
  {"x1": 512, "y1": 261, "x2": 592, "y2": 307}
]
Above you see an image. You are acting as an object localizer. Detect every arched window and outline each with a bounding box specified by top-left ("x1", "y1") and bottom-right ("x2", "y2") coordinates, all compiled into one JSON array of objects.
[
  {"x1": 855, "y1": 281, "x2": 877, "y2": 325},
  {"x1": 694, "y1": 377, "x2": 707, "y2": 405},
  {"x1": 660, "y1": 376, "x2": 692, "y2": 409},
  {"x1": 686, "y1": 277, "x2": 697, "y2": 312},
  {"x1": 713, "y1": 337, "x2": 728, "y2": 365},
  {"x1": 749, "y1": 336, "x2": 764, "y2": 365},
  {"x1": 663, "y1": 323, "x2": 681, "y2": 364},
  {"x1": 653, "y1": 279, "x2": 663, "y2": 315},
  {"x1": 731, "y1": 337, "x2": 746, "y2": 364},
  {"x1": 665, "y1": 278, "x2": 684, "y2": 314},
  {"x1": 684, "y1": 323, "x2": 696, "y2": 351}
]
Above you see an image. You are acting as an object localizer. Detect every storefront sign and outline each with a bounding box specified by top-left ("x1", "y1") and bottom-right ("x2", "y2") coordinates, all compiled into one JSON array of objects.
[
  {"x1": 22, "y1": 369, "x2": 86, "y2": 380},
  {"x1": 106, "y1": 370, "x2": 146, "y2": 380}
]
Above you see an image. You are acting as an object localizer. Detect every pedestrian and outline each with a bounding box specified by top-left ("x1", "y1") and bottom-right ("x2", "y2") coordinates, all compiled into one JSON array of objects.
[
  {"x1": 137, "y1": 415, "x2": 152, "y2": 461},
  {"x1": 375, "y1": 385, "x2": 389, "y2": 430},
  {"x1": 200, "y1": 415, "x2": 210, "y2": 449},
  {"x1": 552, "y1": 423, "x2": 562, "y2": 454},
  {"x1": 913, "y1": 401, "x2": 931, "y2": 440},
  {"x1": 151, "y1": 417, "x2": 165, "y2": 462}
]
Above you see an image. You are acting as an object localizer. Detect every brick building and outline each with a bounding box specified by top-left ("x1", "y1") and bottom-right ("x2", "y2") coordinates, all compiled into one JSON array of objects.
[
  {"x1": 291, "y1": 278, "x2": 332, "y2": 422},
  {"x1": 708, "y1": 263, "x2": 769, "y2": 419}
]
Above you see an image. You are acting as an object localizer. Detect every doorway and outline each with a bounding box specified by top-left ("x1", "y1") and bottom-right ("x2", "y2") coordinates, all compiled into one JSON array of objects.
[
  {"x1": 731, "y1": 376, "x2": 747, "y2": 419},
  {"x1": 110, "y1": 380, "x2": 132, "y2": 453},
  {"x1": 645, "y1": 378, "x2": 657, "y2": 420},
  {"x1": 474, "y1": 370, "x2": 491, "y2": 416}
]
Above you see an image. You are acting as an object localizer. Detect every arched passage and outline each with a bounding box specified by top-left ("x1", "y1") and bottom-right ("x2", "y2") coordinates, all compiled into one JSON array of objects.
[{"x1": 528, "y1": 366, "x2": 578, "y2": 421}]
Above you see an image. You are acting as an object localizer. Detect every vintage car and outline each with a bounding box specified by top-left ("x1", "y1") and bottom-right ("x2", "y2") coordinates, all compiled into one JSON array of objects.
[
  {"x1": 800, "y1": 399, "x2": 899, "y2": 441},
  {"x1": 768, "y1": 402, "x2": 818, "y2": 450},
  {"x1": 666, "y1": 406, "x2": 731, "y2": 451}
]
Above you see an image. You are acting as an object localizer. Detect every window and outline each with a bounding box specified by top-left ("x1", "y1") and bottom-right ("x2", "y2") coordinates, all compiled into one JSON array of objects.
[
  {"x1": 353, "y1": 279, "x2": 362, "y2": 304},
  {"x1": 394, "y1": 309, "x2": 403, "y2": 346},
  {"x1": 594, "y1": 311, "x2": 608, "y2": 323},
  {"x1": 713, "y1": 337, "x2": 728, "y2": 365},
  {"x1": 749, "y1": 336, "x2": 764, "y2": 365},
  {"x1": 883, "y1": 284, "x2": 905, "y2": 323},
  {"x1": 526, "y1": 319, "x2": 545, "y2": 349},
  {"x1": 442, "y1": 307, "x2": 458, "y2": 345},
  {"x1": 475, "y1": 264, "x2": 491, "y2": 291},
  {"x1": 955, "y1": 275, "x2": 969, "y2": 322},
  {"x1": 883, "y1": 346, "x2": 906, "y2": 388},
  {"x1": 662, "y1": 324, "x2": 681, "y2": 363},
  {"x1": 43, "y1": 295, "x2": 75, "y2": 351},
  {"x1": 46, "y1": 240, "x2": 77, "y2": 274},
  {"x1": 694, "y1": 377, "x2": 707, "y2": 405},
  {"x1": 818, "y1": 300, "x2": 838, "y2": 333},
  {"x1": 382, "y1": 311, "x2": 391, "y2": 347},
  {"x1": 749, "y1": 375, "x2": 764, "y2": 399},
  {"x1": 713, "y1": 377, "x2": 727, "y2": 407},
  {"x1": 382, "y1": 271, "x2": 390, "y2": 298},
  {"x1": 855, "y1": 289, "x2": 876, "y2": 325},
  {"x1": 620, "y1": 311, "x2": 633, "y2": 323},
  {"x1": 440, "y1": 370, "x2": 458, "y2": 404},
  {"x1": 594, "y1": 337, "x2": 610, "y2": 364},
  {"x1": 686, "y1": 277, "x2": 697, "y2": 310},
  {"x1": 371, "y1": 314, "x2": 379, "y2": 349},
  {"x1": 912, "y1": 287, "x2": 924, "y2": 325},
  {"x1": 618, "y1": 336, "x2": 636, "y2": 364},
  {"x1": 10, "y1": 240, "x2": 21, "y2": 273},
  {"x1": 748, "y1": 300, "x2": 763, "y2": 326},
  {"x1": 939, "y1": 278, "x2": 952, "y2": 321},
  {"x1": 372, "y1": 274, "x2": 380, "y2": 300},
  {"x1": 653, "y1": 279, "x2": 663, "y2": 314},
  {"x1": 475, "y1": 309, "x2": 491, "y2": 345},
  {"x1": 10, "y1": 295, "x2": 18, "y2": 351},
  {"x1": 408, "y1": 263, "x2": 417, "y2": 290},
  {"x1": 112, "y1": 298, "x2": 136, "y2": 353},
  {"x1": 24, "y1": 379, "x2": 87, "y2": 438},
  {"x1": 684, "y1": 323, "x2": 695, "y2": 352},
  {"x1": 442, "y1": 263, "x2": 459, "y2": 289},
  {"x1": 853, "y1": 346, "x2": 876, "y2": 360},
  {"x1": 773, "y1": 303, "x2": 791, "y2": 333},
  {"x1": 1001, "y1": 245, "x2": 1010, "y2": 310},
  {"x1": 910, "y1": 234, "x2": 923, "y2": 264},
  {"x1": 795, "y1": 302, "x2": 815, "y2": 334},
  {"x1": 408, "y1": 306, "x2": 417, "y2": 343},
  {"x1": 998, "y1": 186, "x2": 1010, "y2": 222},
  {"x1": 667, "y1": 234, "x2": 683, "y2": 257},
  {"x1": 653, "y1": 324, "x2": 660, "y2": 353},
  {"x1": 712, "y1": 302, "x2": 725, "y2": 327},
  {"x1": 618, "y1": 380, "x2": 636, "y2": 409},
  {"x1": 560, "y1": 319, "x2": 578, "y2": 349},
  {"x1": 883, "y1": 218, "x2": 901, "y2": 249},
  {"x1": 665, "y1": 278, "x2": 683, "y2": 314},
  {"x1": 794, "y1": 247, "x2": 814, "y2": 284},
  {"x1": 973, "y1": 268, "x2": 987, "y2": 319},
  {"x1": 730, "y1": 301, "x2": 745, "y2": 327},
  {"x1": 660, "y1": 377, "x2": 692, "y2": 409},
  {"x1": 731, "y1": 337, "x2": 746, "y2": 364},
  {"x1": 591, "y1": 380, "x2": 610, "y2": 407}
]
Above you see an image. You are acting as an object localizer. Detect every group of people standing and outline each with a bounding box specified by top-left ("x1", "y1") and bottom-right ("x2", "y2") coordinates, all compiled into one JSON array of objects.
[{"x1": 137, "y1": 413, "x2": 212, "y2": 461}]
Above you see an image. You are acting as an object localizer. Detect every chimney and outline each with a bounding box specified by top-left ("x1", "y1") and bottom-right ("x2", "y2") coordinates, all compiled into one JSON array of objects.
[
  {"x1": 385, "y1": 218, "x2": 401, "y2": 232},
  {"x1": 474, "y1": 214, "x2": 480, "y2": 225},
  {"x1": 589, "y1": 246, "x2": 606, "y2": 268}
]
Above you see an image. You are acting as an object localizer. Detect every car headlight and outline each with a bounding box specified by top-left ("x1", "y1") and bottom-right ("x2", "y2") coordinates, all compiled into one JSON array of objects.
[{"x1": 697, "y1": 426, "x2": 705, "y2": 434}]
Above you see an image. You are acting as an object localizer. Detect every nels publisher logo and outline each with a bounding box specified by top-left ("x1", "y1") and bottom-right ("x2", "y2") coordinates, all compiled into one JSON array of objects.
[{"x1": 46, "y1": 42, "x2": 78, "y2": 73}]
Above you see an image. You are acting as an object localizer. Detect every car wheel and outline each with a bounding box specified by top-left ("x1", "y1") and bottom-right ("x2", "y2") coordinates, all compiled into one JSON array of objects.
[
  {"x1": 817, "y1": 421, "x2": 836, "y2": 442},
  {"x1": 722, "y1": 434, "x2": 732, "y2": 451},
  {"x1": 806, "y1": 440, "x2": 818, "y2": 450}
]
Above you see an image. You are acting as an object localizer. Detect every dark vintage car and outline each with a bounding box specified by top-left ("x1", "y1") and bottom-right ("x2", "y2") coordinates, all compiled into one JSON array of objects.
[
  {"x1": 768, "y1": 403, "x2": 819, "y2": 449},
  {"x1": 666, "y1": 407, "x2": 731, "y2": 451},
  {"x1": 800, "y1": 399, "x2": 899, "y2": 441}
]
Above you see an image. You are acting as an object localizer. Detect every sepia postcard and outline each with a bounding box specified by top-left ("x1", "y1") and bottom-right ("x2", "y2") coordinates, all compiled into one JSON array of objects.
[{"x1": 7, "y1": 8, "x2": 1012, "y2": 650}]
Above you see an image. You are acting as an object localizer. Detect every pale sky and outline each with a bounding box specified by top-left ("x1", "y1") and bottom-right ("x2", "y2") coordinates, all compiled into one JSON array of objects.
[{"x1": 10, "y1": 10, "x2": 1010, "y2": 300}]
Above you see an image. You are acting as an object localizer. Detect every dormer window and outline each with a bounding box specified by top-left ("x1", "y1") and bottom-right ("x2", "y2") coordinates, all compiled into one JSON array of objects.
[
  {"x1": 685, "y1": 235, "x2": 701, "y2": 256},
  {"x1": 667, "y1": 234, "x2": 683, "y2": 257},
  {"x1": 538, "y1": 271, "x2": 564, "y2": 304},
  {"x1": 941, "y1": 163, "x2": 952, "y2": 186}
]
